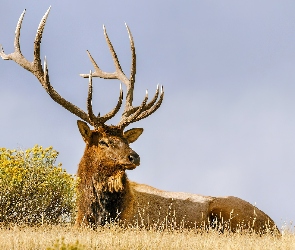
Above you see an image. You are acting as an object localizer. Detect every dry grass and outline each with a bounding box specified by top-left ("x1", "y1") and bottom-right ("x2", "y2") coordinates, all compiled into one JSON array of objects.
[{"x1": 0, "y1": 224, "x2": 294, "y2": 250}]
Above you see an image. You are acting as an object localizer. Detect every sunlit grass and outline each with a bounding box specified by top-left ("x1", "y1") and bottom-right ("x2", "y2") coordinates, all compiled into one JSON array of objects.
[
  {"x1": 0, "y1": 224, "x2": 294, "y2": 250},
  {"x1": 1, "y1": 146, "x2": 293, "y2": 249}
]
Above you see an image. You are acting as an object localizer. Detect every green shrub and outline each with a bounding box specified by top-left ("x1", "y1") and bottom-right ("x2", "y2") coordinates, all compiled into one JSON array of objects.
[
  {"x1": 47, "y1": 237, "x2": 85, "y2": 250},
  {"x1": 0, "y1": 145, "x2": 76, "y2": 225}
]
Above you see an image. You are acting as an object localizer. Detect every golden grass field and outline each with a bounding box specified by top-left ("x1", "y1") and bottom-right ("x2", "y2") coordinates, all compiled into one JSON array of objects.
[
  {"x1": 1, "y1": 147, "x2": 294, "y2": 249},
  {"x1": 0, "y1": 224, "x2": 294, "y2": 250}
]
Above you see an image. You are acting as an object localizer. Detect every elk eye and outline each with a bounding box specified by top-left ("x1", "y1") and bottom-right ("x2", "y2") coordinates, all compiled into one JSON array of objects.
[{"x1": 99, "y1": 140, "x2": 109, "y2": 147}]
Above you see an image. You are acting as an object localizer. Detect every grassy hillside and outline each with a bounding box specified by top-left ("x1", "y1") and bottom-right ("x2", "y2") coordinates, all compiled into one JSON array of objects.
[{"x1": 0, "y1": 225, "x2": 293, "y2": 250}]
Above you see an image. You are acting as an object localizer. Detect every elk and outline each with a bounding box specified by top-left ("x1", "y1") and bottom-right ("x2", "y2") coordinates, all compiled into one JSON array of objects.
[{"x1": 1, "y1": 7, "x2": 278, "y2": 233}]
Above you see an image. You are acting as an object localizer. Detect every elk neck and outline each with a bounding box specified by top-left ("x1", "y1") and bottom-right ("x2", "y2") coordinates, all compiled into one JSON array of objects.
[{"x1": 77, "y1": 125, "x2": 132, "y2": 225}]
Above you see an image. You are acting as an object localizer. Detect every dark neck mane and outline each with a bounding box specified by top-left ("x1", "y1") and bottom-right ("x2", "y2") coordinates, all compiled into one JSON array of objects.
[
  {"x1": 77, "y1": 152, "x2": 129, "y2": 227},
  {"x1": 90, "y1": 170, "x2": 128, "y2": 226}
]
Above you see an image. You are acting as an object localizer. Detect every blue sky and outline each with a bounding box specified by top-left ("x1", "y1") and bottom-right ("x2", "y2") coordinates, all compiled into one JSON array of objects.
[{"x1": 1, "y1": 1, "x2": 295, "y2": 228}]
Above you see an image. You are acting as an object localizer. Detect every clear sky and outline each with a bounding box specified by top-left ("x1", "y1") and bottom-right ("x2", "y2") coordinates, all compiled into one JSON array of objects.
[{"x1": 1, "y1": 1, "x2": 295, "y2": 228}]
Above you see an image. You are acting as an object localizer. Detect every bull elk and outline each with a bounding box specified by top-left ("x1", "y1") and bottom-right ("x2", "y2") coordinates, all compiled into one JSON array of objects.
[{"x1": 1, "y1": 7, "x2": 278, "y2": 233}]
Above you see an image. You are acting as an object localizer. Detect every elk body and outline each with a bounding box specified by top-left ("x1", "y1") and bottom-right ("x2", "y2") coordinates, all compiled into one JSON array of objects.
[{"x1": 1, "y1": 7, "x2": 277, "y2": 233}]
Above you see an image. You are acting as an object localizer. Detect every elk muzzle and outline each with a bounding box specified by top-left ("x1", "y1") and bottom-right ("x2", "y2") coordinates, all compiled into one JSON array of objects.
[{"x1": 126, "y1": 151, "x2": 140, "y2": 169}]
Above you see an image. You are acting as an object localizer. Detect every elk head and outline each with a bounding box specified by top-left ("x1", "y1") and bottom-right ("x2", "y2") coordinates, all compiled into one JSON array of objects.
[
  {"x1": 78, "y1": 121, "x2": 143, "y2": 170},
  {"x1": 0, "y1": 7, "x2": 164, "y2": 177}
]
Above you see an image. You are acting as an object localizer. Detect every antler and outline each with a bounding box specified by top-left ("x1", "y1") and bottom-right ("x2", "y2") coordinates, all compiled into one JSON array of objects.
[
  {"x1": 0, "y1": 7, "x2": 123, "y2": 128},
  {"x1": 80, "y1": 24, "x2": 164, "y2": 129},
  {"x1": 87, "y1": 70, "x2": 123, "y2": 126}
]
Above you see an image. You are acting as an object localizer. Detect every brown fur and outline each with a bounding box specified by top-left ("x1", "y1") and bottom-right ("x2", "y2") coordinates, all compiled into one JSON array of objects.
[
  {"x1": 75, "y1": 121, "x2": 278, "y2": 233},
  {"x1": 76, "y1": 121, "x2": 141, "y2": 227},
  {"x1": 2, "y1": 7, "x2": 276, "y2": 233}
]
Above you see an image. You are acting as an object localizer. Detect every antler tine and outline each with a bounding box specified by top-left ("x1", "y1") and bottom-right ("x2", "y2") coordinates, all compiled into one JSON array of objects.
[
  {"x1": 80, "y1": 24, "x2": 164, "y2": 129},
  {"x1": 86, "y1": 70, "x2": 123, "y2": 127},
  {"x1": 99, "y1": 83, "x2": 123, "y2": 124},
  {"x1": 80, "y1": 50, "x2": 117, "y2": 79},
  {"x1": 119, "y1": 86, "x2": 164, "y2": 127},
  {"x1": 124, "y1": 24, "x2": 136, "y2": 111},
  {"x1": 133, "y1": 86, "x2": 164, "y2": 122},
  {"x1": 0, "y1": 9, "x2": 30, "y2": 67},
  {"x1": 14, "y1": 9, "x2": 26, "y2": 56},
  {"x1": 1, "y1": 7, "x2": 92, "y2": 124},
  {"x1": 118, "y1": 90, "x2": 149, "y2": 128},
  {"x1": 103, "y1": 25, "x2": 125, "y2": 79},
  {"x1": 123, "y1": 84, "x2": 160, "y2": 117},
  {"x1": 80, "y1": 25, "x2": 133, "y2": 109},
  {"x1": 125, "y1": 23, "x2": 136, "y2": 87},
  {"x1": 87, "y1": 70, "x2": 97, "y2": 126},
  {"x1": 42, "y1": 57, "x2": 90, "y2": 124},
  {"x1": 80, "y1": 26, "x2": 128, "y2": 80},
  {"x1": 33, "y1": 6, "x2": 51, "y2": 74}
]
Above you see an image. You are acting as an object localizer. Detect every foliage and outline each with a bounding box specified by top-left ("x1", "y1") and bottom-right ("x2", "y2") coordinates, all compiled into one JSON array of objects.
[
  {"x1": 47, "y1": 237, "x2": 84, "y2": 250},
  {"x1": 0, "y1": 145, "x2": 76, "y2": 225}
]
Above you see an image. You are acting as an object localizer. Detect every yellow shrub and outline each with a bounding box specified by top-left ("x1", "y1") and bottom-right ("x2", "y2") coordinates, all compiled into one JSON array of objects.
[{"x1": 0, "y1": 145, "x2": 76, "y2": 225}]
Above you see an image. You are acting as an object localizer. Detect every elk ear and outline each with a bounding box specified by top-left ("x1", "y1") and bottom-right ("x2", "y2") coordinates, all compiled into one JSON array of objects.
[
  {"x1": 123, "y1": 128, "x2": 143, "y2": 143},
  {"x1": 77, "y1": 120, "x2": 91, "y2": 143}
]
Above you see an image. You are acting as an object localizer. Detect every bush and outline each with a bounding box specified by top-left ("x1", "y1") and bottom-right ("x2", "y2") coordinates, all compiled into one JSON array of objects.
[{"x1": 0, "y1": 145, "x2": 76, "y2": 225}]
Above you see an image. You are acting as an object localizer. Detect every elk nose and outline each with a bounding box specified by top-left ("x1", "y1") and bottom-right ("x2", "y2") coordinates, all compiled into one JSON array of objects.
[{"x1": 128, "y1": 152, "x2": 140, "y2": 165}]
